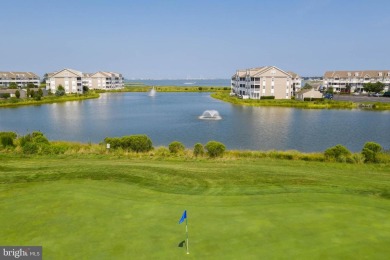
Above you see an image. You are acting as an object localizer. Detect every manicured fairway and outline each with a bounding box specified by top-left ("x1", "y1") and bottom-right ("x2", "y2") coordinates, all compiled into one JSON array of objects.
[{"x1": 0, "y1": 156, "x2": 389, "y2": 259}]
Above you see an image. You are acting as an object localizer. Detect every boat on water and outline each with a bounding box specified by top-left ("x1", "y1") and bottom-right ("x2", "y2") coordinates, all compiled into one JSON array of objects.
[{"x1": 184, "y1": 82, "x2": 196, "y2": 85}]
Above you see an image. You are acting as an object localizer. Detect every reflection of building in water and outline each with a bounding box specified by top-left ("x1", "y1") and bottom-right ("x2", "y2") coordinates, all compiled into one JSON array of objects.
[
  {"x1": 231, "y1": 106, "x2": 294, "y2": 151},
  {"x1": 46, "y1": 68, "x2": 124, "y2": 94},
  {"x1": 231, "y1": 66, "x2": 302, "y2": 99}
]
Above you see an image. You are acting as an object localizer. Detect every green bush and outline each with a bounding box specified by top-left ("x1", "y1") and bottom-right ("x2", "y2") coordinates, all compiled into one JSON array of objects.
[
  {"x1": 104, "y1": 137, "x2": 122, "y2": 149},
  {"x1": 169, "y1": 141, "x2": 185, "y2": 154},
  {"x1": 0, "y1": 131, "x2": 17, "y2": 140},
  {"x1": 154, "y1": 147, "x2": 170, "y2": 157},
  {"x1": 127, "y1": 135, "x2": 153, "y2": 152},
  {"x1": 193, "y1": 143, "x2": 204, "y2": 157},
  {"x1": 205, "y1": 141, "x2": 226, "y2": 158},
  {"x1": 260, "y1": 96, "x2": 275, "y2": 100},
  {"x1": 0, "y1": 93, "x2": 11, "y2": 99},
  {"x1": 18, "y1": 132, "x2": 51, "y2": 154},
  {"x1": 104, "y1": 135, "x2": 153, "y2": 152},
  {"x1": 303, "y1": 98, "x2": 324, "y2": 101},
  {"x1": 324, "y1": 144, "x2": 351, "y2": 162},
  {"x1": 22, "y1": 142, "x2": 38, "y2": 154},
  {"x1": 198, "y1": 87, "x2": 203, "y2": 91},
  {"x1": 362, "y1": 142, "x2": 382, "y2": 163},
  {"x1": 1, "y1": 136, "x2": 14, "y2": 147}
]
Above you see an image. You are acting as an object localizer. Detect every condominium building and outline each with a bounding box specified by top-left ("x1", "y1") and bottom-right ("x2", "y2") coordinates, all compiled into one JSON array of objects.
[
  {"x1": 323, "y1": 70, "x2": 390, "y2": 93},
  {"x1": 89, "y1": 71, "x2": 124, "y2": 90},
  {"x1": 0, "y1": 71, "x2": 40, "y2": 88},
  {"x1": 46, "y1": 68, "x2": 84, "y2": 94},
  {"x1": 231, "y1": 66, "x2": 302, "y2": 99},
  {"x1": 46, "y1": 68, "x2": 124, "y2": 94}
]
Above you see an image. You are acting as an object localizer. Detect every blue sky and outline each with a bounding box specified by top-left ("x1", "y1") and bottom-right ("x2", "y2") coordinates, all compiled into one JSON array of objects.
[{"x1": 1, "y1": 0, "x2": 389, "y2": 78}]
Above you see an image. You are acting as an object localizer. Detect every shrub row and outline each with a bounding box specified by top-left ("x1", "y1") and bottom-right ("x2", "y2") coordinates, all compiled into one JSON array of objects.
[
  {"x1": 260, "y1": 96, "x2": 275, "y2": 100},
  {"x1": 0, "y1": 131, "x2": 387, "y2": 163},
  {"x1": 303, "y1": 98, "x2": 324, "y2": 101},
  {"x1": 324, "y1": 142, "x2": 384, "y2": 163}
]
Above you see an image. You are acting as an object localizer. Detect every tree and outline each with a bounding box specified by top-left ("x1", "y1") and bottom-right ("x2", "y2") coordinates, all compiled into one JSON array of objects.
[
  {"x1": 8, "y1": 82, "x2": 18, "y2": 89},
  {"x1": 55, "y1": 85, "x2": 65, "y2": 96},
  {"x1": 169, "y1": 141, "x2": 185, "y2": 154},
  {"x1": 26, "y1": 82, "x2": 36, "y2": 89},
  {"x1": 362, "y1": 142, "x2": 382, "y2": 163},
  {"x1": 26, "y1": 87, "x2": 31, "y2": 98},
  {"x1": 302, "y1": 83, "x2": 313, "y2": 90},
  {"x1": 363, "y1": 82, "x2": 385, "y2": 94},
  {"x1": 326, "y1": 87, "x2": 334, "y2": 94},
  {"x1": 15, "y1": 90, "x2": 20, "y2": 98},
  {"x1": 193, "y1": 143, "x2": 204, "y2": 157},
  {"x1": 324, "y1": 144, "x2": 351, "y2": 162},
  {"x1": 345, "y1": 83, "x2": 351, "y2": 93},
  {"x1": 30, "y1": 89, "x2": 35, "y2": 98},
  {"x1": 205, "y1": 141, "x2": 226, "y2": 158},
  {"x1": 41, "y1": 73, "x2": 48, "y2": 84}
]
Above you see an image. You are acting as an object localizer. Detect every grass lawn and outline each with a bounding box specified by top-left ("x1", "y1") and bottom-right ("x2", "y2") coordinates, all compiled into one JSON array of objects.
[{"x1": 0, "y1": 156, "x2": 389, "y2": 259}]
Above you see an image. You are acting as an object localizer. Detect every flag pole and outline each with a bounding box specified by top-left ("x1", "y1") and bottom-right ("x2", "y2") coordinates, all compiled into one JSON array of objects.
[{"x1": 186, "y1": 211, "x2": 189, "y2": 254}]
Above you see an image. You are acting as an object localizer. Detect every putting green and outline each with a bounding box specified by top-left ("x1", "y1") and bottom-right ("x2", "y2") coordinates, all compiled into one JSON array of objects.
[{"x1": 1, "y1": 179, "x2": 390, "y2": 259}]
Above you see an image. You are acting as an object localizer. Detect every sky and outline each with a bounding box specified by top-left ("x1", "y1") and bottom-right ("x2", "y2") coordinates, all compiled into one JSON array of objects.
[{"x1": 1, "y1": 0, "x2": 390, "y2": 79}]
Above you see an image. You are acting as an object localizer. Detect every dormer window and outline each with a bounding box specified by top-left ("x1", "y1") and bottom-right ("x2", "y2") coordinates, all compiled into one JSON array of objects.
[
  {"x1": 347, "y1": 72, "x2": 351, "y2": 76},
  {"x1": 378, "y1": 72, "x2": 383, "y2": 77},
  {"x1": 364, "y1": 76, "x2": 370, "y2": 81},
  {"x1": 355, "y1": 72, "x2": 359, "y2": 77}
]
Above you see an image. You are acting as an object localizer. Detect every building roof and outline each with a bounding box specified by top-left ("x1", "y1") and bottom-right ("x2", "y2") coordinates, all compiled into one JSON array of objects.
[
  {"x1": 48, "y1": 68, "x2": 83, "y2": 78},
  {"x1": 0, "y1": 71, "x2": 40, "y2": 79},
  {"x1": 232, "y1": 66, "x2": 300, "y2": 78},
  {"x1": 324, "y1": 70, "x2": 390, "y2": 78}
]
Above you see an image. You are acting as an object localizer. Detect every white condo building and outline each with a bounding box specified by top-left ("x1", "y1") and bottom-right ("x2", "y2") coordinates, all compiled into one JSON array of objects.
[
  {"x1": 323, "y1": 70, "x2": 390, "y2": 93},
  {"x1": 0, "y1": 71, "x2": 40, "y2": 88}
]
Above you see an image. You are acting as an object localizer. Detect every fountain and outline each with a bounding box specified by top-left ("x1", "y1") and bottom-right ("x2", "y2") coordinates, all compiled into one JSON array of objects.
[
  {"x1": 199, "y1": 110, "x2": 222, "y2": 120},
  {"x1": 148, "y1": 86, "x2": 156, "y2": 96}
]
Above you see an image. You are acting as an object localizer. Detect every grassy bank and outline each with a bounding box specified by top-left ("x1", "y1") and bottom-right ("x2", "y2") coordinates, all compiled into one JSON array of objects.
[
  {"x1": 0, "y1": 155, "x2": 389, "y2": 259},
  {"x1": 211, "y1": 92, "x2": 390, "y2": 110},
  {"x1": 0, "y1": 92, "x2": 100, "y2": 108}
]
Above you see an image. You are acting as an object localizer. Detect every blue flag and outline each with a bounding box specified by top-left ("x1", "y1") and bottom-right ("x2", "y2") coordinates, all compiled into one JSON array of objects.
[{"x1": 179, "y1": 210, "x2": 187, "y2": 224}]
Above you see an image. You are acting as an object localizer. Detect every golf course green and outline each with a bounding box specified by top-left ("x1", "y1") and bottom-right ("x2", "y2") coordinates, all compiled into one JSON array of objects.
[{"x1": 1, "y1": 156, "x2": 389, "y2": 259}]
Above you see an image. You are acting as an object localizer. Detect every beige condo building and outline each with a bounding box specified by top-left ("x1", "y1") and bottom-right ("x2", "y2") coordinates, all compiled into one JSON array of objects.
[
  {"x1": 231, "y1": 66, "x2": 302, "y2": 99},
  {"x1": 46, "y1": 68, "x2": 124, "y2": 93}
]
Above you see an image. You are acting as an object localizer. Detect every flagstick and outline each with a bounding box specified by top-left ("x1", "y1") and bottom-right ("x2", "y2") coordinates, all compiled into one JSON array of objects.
[{"x1": 186, "y1": 213, "x2": 189, "y2": 254}]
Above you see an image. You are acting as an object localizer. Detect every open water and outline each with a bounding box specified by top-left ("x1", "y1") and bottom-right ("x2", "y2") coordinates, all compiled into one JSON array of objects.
[{"x1": 0, "y1": 92, "x2": 389, "y2": 152}]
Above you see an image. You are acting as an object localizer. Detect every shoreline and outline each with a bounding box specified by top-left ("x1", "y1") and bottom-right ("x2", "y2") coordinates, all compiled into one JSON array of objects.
[
  {"x1": 211, "y1": 92, "x2": 390, "y2": 110},
  {"x1": 0, "y1": 93, "x2": 100, "y2": 108},
  {"x1": 1, "y1": 87, "x2": 389, "y2": 111}
]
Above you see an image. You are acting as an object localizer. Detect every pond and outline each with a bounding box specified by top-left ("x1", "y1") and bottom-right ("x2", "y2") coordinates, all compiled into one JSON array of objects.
[{"x1": 0, "y1": 92, "x2": 389, "y2": 152}]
